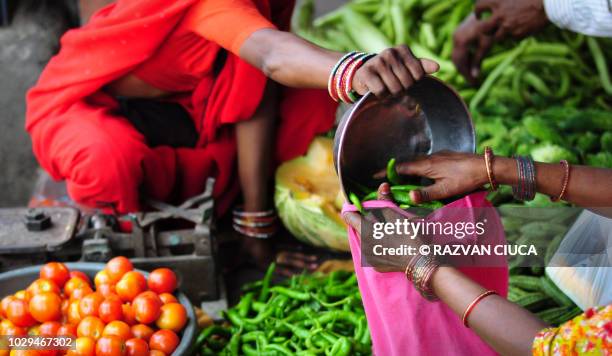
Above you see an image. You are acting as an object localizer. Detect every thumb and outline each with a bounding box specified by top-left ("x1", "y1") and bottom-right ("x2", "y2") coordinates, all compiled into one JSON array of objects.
[
  {"x1": 420, "y1": 59, "x2": 440, "y2": 74},
  {"x1": 410, "y1": 183, "x2": 448, "y2": 204}
]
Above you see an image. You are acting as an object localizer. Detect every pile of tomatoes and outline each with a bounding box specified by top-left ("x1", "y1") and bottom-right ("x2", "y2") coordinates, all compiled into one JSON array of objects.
[{"x1": 0, "y1": 258, "x2": 189, "y2": 356}]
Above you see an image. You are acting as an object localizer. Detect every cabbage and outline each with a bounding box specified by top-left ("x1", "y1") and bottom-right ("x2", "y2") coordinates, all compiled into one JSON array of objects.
[{"x1": 274, "y1": 137, "x2": 348, "y2": 251}]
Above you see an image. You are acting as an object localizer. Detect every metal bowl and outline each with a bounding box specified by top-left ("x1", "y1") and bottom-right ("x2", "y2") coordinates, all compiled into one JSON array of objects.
[{"x1": 333, "y1": 76, "x2": 475, "y2": 198}]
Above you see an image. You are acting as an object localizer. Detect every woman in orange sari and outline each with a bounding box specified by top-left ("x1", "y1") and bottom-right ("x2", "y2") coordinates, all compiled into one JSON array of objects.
[{"x1": 26, "y1": 0, "x2": 438, "y2": 264}]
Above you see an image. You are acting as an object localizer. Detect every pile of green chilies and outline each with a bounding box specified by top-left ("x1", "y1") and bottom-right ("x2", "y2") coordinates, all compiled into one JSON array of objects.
[{"x1": 191, "y1": 264, "x2": 371, "y2": 356}]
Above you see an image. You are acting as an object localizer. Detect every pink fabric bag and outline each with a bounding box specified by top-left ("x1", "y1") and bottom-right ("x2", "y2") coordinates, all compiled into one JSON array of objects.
[{"x1": 342, "y1": 191, "x2": 508, "y2": 356}]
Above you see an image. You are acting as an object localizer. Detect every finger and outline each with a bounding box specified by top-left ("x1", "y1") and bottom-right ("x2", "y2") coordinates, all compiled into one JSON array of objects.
[
  {"x1": 474, "y1": 0, "x2": 497, "y2": 19},
  {"x1": 410, "y1": 182, "x2": 449, "y2": 203},
  {"x1": 394, "y1": 158, "x2": 431, "y2": 177},
  {"x1": 394, "y1": 45, "x2": 425, "y2": 83},
  {"x1": 452, "y1": 22, "x2": 476, "y2": 82},
  {"x1": 280, "y1": 251, "x2": 318, "y2": 262},
  {"x1": 361, "y1": 67, "x2": 387, "y2": 97},
  {"x1": 275, "y1": 252, "x2": 318, "y2": 270},
  {"x1": 470, "y1": 34, "x2": 494, "y2": 79},
  {"x1": 377, "y1": 183, "x2": 393, "y2": 201},
  {"x1": 420, "y1": 59, "x2": 439, "y2": 74},
  {"x1": 477, "y1": 16, "x2": 501, "y2": 36},
  {"x1": 342, "y1": 211, "x2": 362, "y2": 231},
  {"x1": 373, "y1": 57, "x2": 404, "y2": 96},
  {"x1": 385, "y1": 50, "x2": 415, "y2": 89}
]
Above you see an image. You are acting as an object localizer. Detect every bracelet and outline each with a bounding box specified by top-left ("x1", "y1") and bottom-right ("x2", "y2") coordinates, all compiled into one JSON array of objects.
[
  {"x1": 334, "y1": 52, "x2": 364, "y2": 103},
  {"x1": 343, "y1": 53, "x2": 376, "y2": 103},
  {"x1": 484, "y1": 147, "x2": 498, "y2": 191},
  {"x1": 327, "y1": 51, "x2": 376, "y2": 104},
  {"x1": 232, "y1": 224, "x2": 277, "y2": 239},
  {"x1": 232, "y1": 206, "x2": 278, "y2": 239},
  {"x1": 512, "y1": 156, "x2": 536, "y2": 201},
  {"x1": 462, "y1": 290, "x2": 497, "y2": 327},
  {"x1": 328, "y1": 52, "x2": 356, "y2": 102},
  {"x1": 551, "y1": 160, "x2": 570, "y2": 202},
  {"x1": 405, "y1": 255, "x2": 440, "y2": 301}
]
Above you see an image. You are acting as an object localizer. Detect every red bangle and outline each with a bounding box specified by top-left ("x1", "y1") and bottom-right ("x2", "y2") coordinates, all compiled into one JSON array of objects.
[
  {"x1": 551, "y1": 160, "x2": 570, "y2": 202},
  {"x1": 343, "y1": 53, "x2": 375, "y2": 103},
  {"x1": 328, "y1": 52, "x2": 356, "y2": 102},
  {"x1": 335, "y1": 53, "x2": 362, "y2": 103},
  {"x1": 484, "y1": 146, "x2": 498, "y2": 191},
  {"x1": 462, "y1": 290, "x2": 497, "y2": 327}
]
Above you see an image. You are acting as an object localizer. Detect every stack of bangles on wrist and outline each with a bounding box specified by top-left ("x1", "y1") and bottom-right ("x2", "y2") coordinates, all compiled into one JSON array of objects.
[
  {"x1": 404, "y1": 255, "x2": 440, "y2": 301},
  {"x1": 512, "y1": 155, "x2": 536, "y2": 201},
  {"x1": 232, "y1": 207, "x2": 277, "y2": 239},
  {"x1": 328, "y1": 51, "x2": 376, "y2": 104}
]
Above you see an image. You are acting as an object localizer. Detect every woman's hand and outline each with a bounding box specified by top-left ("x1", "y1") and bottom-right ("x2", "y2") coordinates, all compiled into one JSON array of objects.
[
  {"x1": 352, "y1": 46, "x2": 439, "y2": 97},
  {"x1": 396, "y1": 151, "x2": 488, "y2": 204},
  {"x1": 342, "y1": 183, "x2": 424, "y2": 273}
]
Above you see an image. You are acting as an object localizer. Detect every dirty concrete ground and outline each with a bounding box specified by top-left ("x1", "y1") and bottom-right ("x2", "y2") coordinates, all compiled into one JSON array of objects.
[{"x1": 0, "y1": 0, "x2": 345, "y2": 207}]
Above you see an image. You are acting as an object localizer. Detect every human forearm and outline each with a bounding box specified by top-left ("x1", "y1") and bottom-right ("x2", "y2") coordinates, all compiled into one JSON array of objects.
[
  {"x1": 493, "y1": 157, "x2": 612, "y2": 208},
  {"x1": 240, "y1": 29, "x2": 342, "y2": 89},
  {"x1": 431, "y1": 267, "x2": 547, "y2": 356}
]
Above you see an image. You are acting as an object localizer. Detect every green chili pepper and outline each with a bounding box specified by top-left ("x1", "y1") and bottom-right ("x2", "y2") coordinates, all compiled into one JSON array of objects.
[
  {"x1": 349, "y1": 192, "x2": 364, "y2": 213},
  {"x1": 258, "y1": 262, "x2": 276, "y2": 302},
  {"x1": 270, "y1": 286, "x2": 311, "y2": 301},
  {"x1": 264, "y1": 344, "x2": 294, "y2": 355},
  {"x1": 386, "y1": 158, "x2": 401, "y2": 185},
  {"x1": 587, "y1": 37, "x2": 612, "y2": 94},
  {"x1": 237, "y1": 292, "x2": 254, "y2": 318}
]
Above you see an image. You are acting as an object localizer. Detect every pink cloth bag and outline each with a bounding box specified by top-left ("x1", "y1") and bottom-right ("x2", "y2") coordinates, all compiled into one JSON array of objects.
[{"x1": 342, "y1": 191, "x2": 508, "y2": 356}]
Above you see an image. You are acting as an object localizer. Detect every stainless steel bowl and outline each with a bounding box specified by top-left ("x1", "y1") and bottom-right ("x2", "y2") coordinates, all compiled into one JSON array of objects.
[{"x1": 333, "y1": 76, "x2": 475, "y2": 198}]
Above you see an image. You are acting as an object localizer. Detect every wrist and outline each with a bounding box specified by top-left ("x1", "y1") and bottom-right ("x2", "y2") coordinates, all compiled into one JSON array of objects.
[{"x1": 493, "y1": 157, "x2": 519, "y2": 186}]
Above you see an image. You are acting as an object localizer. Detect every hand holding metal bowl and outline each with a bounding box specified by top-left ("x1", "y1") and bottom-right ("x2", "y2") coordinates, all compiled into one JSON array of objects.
[{"x1": 333, "y1": 76, "x2": 475, "y2": 199}]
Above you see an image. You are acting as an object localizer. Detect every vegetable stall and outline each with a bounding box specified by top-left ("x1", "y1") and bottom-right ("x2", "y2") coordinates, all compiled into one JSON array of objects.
[{"x1": 195, "y1": 0, "x2": 611, "y2": 354}]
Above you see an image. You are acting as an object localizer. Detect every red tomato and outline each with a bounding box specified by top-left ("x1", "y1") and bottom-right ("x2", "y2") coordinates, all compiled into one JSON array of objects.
[
  {"x1": 157, "y1": 294, "x2": 177, "y2": 305},
  {"x1": 64, "y1": 277, "x2": 90, "y2": 297},
  {"x1": 4, "y1": 324, "x2": 27, "y2": 336},
  {"x1": 9, "y1": 350, "x2": 41, "y2": 356},
  {"x1": 14, "y1": 290, "x2": 31, "y2": 302},
  {"x1": 132, "y1": 293, "x2": 162, "y2": 325},
  {"x1": 148, "y1": 330, "x2": 179, "y2": 355},
  {"x1": 130, "y1": 324, "x2": 154, "y2": 342},
  {"x1": 95, "y1": 270, "x2": 113, "y2": 287},
  {"x1": 39, "y1": 321, "x2": 61, "y2": 336},
  {"x1": 125, "y1": 338, "x2": 148, "y2": 356},
  {"x1": 27, "y1": 279, "x2": 61, "y2": 296},
  {"x1": 67, "y1": 336, "x2": 95, "y2": 356},
  {"x1": 57, "y1": 324, "x2": 77, "y2": 338},
  {"x1": 1, "y1": 295, "x2": 17, "y2": 318},
  {"x1": 77, "y1": 316, "x2": 105, "y2": 340},
  {"x1": 40, "y1": 262, "x2": 70, "y2": 288},
  {"x1": 103, "y1": 321, "x2": 132, "y2": 341},
  {"x1": 70, "y1": 271, "x2": 92, "y2": 285},
  {"x1": 96, "y1": 336, "x2": 126, "y2": 356},
  {"x1": 7, "y1": 299, "x2": 36, "y2": 327},
  {"x1": 99, "y1": 297, "x2": 124, "y2": 323},
  {"x1": 147, "y1": 269, "x2": 177, "y2": 295},
  {"x1": 79, "y1": 292, "x2": 104, "y2": 318},
  {"x1": 29, "y1": 292, "x2": 62, "y2": 322},
  {"x1": 97, "y1": 284, "x2": 117, "y2": 298},
  {"x1": 121, "y1": 304, "x2": 137, "y2": 326},
  {"x1": 155, "y1": 303, "x2": 186, "y2": 333},
  {"x1": 70, "y1": 285, "x2": 94, "y2": 301},
  {"x1": 148, "y1": 351, "x2": 165, "y2": 356},
  {"x1": 67, "y1": 300, "x2": 82, "y2": 325},
  {"x1": 105, "y1": 257, "x2": 133, "y2": 283},
  {"x1": 115, "y1": 272, "x2": 147, "y2": 302}
]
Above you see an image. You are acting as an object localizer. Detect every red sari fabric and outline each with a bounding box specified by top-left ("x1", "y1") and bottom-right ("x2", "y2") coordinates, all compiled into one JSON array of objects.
[{"x1": 25, "y1": 0, "x2": 337, "y2": 215}]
